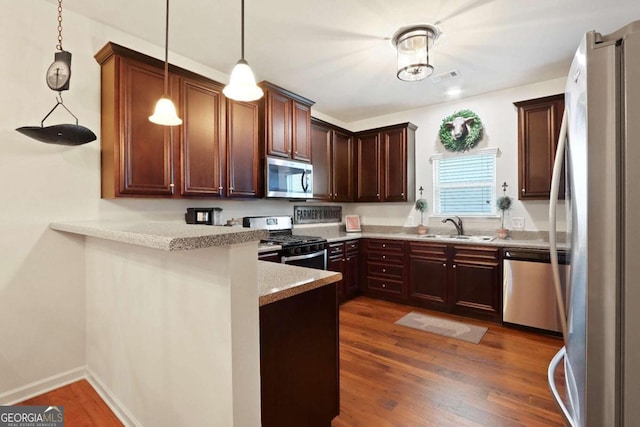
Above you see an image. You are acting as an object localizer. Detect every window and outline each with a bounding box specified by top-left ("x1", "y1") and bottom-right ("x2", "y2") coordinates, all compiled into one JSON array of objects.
[{"x1": 431, "y1": 148, "x2": 499, "y2": 216}]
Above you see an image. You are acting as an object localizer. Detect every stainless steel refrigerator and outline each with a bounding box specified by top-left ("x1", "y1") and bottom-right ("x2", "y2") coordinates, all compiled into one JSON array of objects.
[{"x1": 548, "y1": 20, "x2": 640, "y2": 427}]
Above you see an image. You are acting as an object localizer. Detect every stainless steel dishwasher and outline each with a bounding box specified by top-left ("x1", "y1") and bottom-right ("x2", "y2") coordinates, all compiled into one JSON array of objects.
[{"x1": 503, "y1": 248, "x2": 570, "y2": 333}]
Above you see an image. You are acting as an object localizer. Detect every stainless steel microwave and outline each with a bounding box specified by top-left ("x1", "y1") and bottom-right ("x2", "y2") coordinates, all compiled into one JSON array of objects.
[{"x1": 265, "y1": 157, "x2": 313, "y2": 199}]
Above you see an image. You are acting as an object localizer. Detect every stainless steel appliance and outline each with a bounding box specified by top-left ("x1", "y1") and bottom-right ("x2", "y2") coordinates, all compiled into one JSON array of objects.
[
  {"x1": 265, "y1": 157, "x2": 313, "y2": 199},
  {"x1": 547, "y1": 20, "x2": 640, "y2": 427},
  {"x1": 502, "y1": 248, "x2": 569, "y2": 334},
  {"x1": 243, "y1": 216, "x2": 327, "y2": 269}
]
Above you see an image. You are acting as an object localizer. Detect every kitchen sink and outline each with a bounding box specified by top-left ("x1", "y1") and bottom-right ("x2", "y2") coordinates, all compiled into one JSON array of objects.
[{"x1": 419, "y1": 234, "x2": 496, "y2": 242}]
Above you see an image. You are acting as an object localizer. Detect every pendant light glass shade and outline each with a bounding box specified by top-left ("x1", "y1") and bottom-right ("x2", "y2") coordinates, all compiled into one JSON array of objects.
[
  {"x1": 149, "y1": 97, "x2": 183, "y2": 125},
  {"x1": 224, "y1": 0, "x2": 263, "y2": 102},
  {"x1": 223, "y1": 59, "x2": 264, "y2": 101},
  {"x1": 392, "y1": 25, "x2": 439, "y2": 82},
  {"x1": 149, "y1": 0, "x2": 182, "y2": 126}
]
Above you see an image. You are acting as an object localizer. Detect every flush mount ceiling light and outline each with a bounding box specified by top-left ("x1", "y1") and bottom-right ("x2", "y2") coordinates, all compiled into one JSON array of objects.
[
  {"x1": 392, "y1": 24, "x2": 440, "y2": 82},
  {"x1": 149, "y1": 0, "x2": 182, "y2": 126},
  {"x1": 223, "y1": 0, "x2": 263, "y2": 102}
]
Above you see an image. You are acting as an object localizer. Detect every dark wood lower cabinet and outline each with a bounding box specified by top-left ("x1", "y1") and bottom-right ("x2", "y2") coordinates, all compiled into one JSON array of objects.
[
  {"x1": 450, "y1": 245, "x2": 501, "y2": 321},
  {"x1": 259, "y1": 284, "x2": 339, "y2": 427},
  {"x1": 362, "y1": 239, "x2": 406, "y2": 301},
  {"x1": 407, "y1": 242, "x2": 449, "y2": 311},
  {"x1": 328, "y1": 240, "x2": 360, "y2": 303},
  {"x1": 362, "y1": 239, "x2": 502, "y2": 323}
]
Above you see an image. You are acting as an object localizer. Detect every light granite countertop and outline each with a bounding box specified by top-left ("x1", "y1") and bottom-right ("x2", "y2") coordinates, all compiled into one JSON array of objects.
[
  {"x1": 50, "y1": 220, "x2": 268, "y2": 251},
  {"x1": 285, "y1": 229, "x2": 568, "y2": 250},
  {"x1": 258, "y1": 261, "x2": 341, "y2": 306}
]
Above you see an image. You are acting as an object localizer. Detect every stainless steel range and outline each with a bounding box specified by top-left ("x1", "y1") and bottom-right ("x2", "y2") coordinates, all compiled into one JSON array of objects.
[{"x1": 243, "y1": 216, "x2": 328, "y2": 270}]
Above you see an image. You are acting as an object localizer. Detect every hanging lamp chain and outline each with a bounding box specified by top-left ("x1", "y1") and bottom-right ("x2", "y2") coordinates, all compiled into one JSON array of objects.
[
  {"x1": 56, "y1": 0, "x2": 63, "y2": 51},
  {"x1": 163, "y1": 0, "x2": 170, "y2": 95},
  {"x1": 240, "y1": 0, "x2": 245, "y2": 60}
]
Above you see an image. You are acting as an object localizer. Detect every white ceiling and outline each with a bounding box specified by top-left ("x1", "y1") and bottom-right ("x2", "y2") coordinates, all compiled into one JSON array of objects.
[{"x1": 50, "y1": 0, "x2": 640, "y2": 122}]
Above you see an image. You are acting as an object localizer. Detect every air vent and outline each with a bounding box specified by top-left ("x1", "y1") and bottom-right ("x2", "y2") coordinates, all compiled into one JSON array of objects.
[{"x1": 429, "y1": 69, "x2": 460, "y2": 83}]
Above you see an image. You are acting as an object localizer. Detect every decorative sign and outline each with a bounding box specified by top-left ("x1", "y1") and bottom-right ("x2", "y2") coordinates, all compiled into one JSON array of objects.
[
  {"x1": 438, "y1": 109, "x2": 484, "y2": 152},
  {"x1": 293, "y1": 205, "x2": 342, "y2": 224}
]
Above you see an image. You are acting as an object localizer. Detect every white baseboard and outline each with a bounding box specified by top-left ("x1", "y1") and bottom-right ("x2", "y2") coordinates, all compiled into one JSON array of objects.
[
  {"x1": 0, "y1": 366, "x2": 87, "y2": 405},
  {"x1": 86, "y1": 369, "x2": 141, "y2": 427}
]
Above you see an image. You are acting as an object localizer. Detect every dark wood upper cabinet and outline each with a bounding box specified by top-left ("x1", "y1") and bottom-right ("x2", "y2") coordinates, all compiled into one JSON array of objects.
[
  {"x1": 355, "y1": 131, "x2": 382, "y2": 202},
  {"x1": 226, "y1": 99, "x2": 261, "y2": 198},
  {"x1": 97, "y1": 50, "x2": 176, "y2": 198},
  {"x1": 310, "y1": 120, "x2": 332, "y2": 200},
  {"x1": 310, "y1": 118, "x2": 354, "y2": 202},
  {"x1": 355, "y1": 123, "x2": 416, "y2": 202},
  {"x1": 514, "y1": 94, "x2": 565, "y2": 200},
  {"x1": 332, "y1": 129, "x2": 354, "y2": 202},
  {"x1": 179, "y1": 77, "x2": 225, "y2": 197},
  {"x1": 95, "y1": 42, "x2": 261, "y2": 200},
  {"x1": 259, "y1": 81, "x2": 314, "y2": 163},
  {"x1": 292, "y1": 101, "x2": 312, "y2": 162}
]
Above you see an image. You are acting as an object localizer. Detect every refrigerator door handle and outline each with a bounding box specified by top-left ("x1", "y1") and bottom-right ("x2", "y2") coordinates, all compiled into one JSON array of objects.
[
  {"x1": 549, "y1": 109, "x2": 569, "y2": 340},
  {"x1": 548, "y1": 346, "x2": 578, "y2": 427}
]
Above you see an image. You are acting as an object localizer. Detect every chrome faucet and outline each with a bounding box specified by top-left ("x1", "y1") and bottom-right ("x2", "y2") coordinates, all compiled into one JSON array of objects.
[{"x1": 442, "y1": 216, "x2": 464, "y2": 236}]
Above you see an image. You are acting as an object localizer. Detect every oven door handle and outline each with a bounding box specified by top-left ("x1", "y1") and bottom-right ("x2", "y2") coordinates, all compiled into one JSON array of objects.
[{"x1": 281, "y1": 249, "x2": 327, "y2": 269}]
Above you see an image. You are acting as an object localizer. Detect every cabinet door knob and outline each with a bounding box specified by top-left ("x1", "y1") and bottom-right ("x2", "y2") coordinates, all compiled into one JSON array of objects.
[
  {"x1": 382, "y1": 268, "x2": 386, "y2": 272},
  {"x1": 376, "y1": 193, "x2": 380, "y2": 197},
  {"x1": 453, "y1": 264, "x2": 457, "y2": 269},
  {"x1": 401, "y1": 192, "x2": 404, "y2": 196},
  {"x1": 522, "y1": 188, "x2": 525, "y2": 193},
  {"x1": 382, "y1": 244, "x2": 386, "y2": 248},
  {"x1": 382, "y1": 255, "x2": 386, "y2": 259},
  {"x1": 443, "y1": 263, "x2": 446, "y2": 267},
  {"x1": 382, "y1": 284, "x2": 386, "y2": 288}
]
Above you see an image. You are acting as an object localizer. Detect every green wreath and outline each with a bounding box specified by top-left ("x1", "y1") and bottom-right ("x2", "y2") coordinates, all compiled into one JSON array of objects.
[{"x1": 438, "y1": 109, "x2": 484, "y2": 152}]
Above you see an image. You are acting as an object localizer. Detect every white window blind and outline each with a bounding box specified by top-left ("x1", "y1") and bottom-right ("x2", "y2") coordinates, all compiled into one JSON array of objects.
[{"x1": 432, "y1": 149, "x2": 498, "y2": 216}]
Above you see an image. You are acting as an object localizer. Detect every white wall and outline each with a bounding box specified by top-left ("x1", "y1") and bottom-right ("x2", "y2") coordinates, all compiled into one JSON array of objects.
[{"x1": 345, "y1": 78, "x2": 568, "y2": 232}]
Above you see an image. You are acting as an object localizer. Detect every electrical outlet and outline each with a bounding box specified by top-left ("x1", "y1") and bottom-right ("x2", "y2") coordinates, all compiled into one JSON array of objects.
[{"x1": 511, "y1": 217, "x2": 525, "y2": 230}]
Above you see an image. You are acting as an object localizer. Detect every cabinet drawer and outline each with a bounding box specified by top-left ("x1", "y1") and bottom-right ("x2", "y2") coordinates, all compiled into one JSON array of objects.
[
  {"x1": 408, "y1": 242, "x2": 447, "y2": 257},
  {"x1": 367, "y1": 277, "x2": 403, "y2": 294},
  {"x1": 328, "y1": 243, "x2": 344, "y2": 257},
  {"x1": 452, "y1": 245, "x2": 500, "y2": 263},
  {"x1": 367, "y1": 251, "x2": 403, "y2": 264},
  {"x1": 345, "y1": 240, "x2": 360, "y2": 253},
  {"x1": 366, "y1": 240, "x2": 403, "y2": 252},
  {"x1": 367, "y1": 262, "x2": 403, "y2": 278}
]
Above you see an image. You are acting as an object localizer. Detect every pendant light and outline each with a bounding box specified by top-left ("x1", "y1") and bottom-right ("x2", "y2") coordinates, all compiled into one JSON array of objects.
[
  {"x1": 149, "y1": 0, "x2": 182, "y2": 126},
  {"x1": 392, "y1": 24, "x2": 439, "y2": 82},
  {"x1": 223, "y1": 0, "x2": 263, "y2": 102}
]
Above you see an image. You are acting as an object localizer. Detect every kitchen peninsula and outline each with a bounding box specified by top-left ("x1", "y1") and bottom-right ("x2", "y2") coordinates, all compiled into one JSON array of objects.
[{"x1": 49, "y1": 221, "x2": 341, "y2": 427}]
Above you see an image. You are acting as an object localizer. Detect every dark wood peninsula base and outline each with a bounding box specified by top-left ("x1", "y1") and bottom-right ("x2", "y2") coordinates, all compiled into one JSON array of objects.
[{"x1": 259, "y1": 283, "x2": 339, "y2": 427}]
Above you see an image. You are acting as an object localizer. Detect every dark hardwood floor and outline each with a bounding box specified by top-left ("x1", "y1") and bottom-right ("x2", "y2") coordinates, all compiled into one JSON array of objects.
[
  {"x1": 16, "y1": 296, "x2": 564, "y2": 427},
  {"x1": 332, "y1": 297, "x2": 565, "y2": 427}
]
